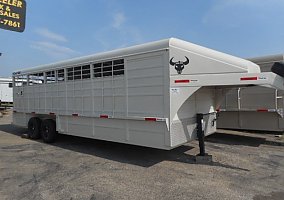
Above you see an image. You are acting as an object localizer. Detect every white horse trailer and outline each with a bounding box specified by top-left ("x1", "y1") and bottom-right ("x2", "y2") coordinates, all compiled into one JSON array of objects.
[
  {"x1": 217, "y1": 54, "x2": 284, "y2": 132},
  {"x1": 12, "y1": 38, "x2": 284, "y2": 152},
  {"x1": 0, "y1": 77, "x2": 13, "y2": 104}
]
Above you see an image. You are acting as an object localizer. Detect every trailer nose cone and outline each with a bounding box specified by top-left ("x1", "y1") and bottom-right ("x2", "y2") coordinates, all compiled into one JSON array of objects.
[{"x1": 271, "y1": 62, "x2": 284, "y2": 78}]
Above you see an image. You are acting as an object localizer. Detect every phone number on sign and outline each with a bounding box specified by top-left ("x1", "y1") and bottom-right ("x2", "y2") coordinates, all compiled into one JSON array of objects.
[{"x1": 0, "y1": 18, "x2": 21, "y2": 27}]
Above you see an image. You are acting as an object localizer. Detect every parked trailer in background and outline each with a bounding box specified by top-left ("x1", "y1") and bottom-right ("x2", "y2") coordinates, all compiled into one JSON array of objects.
[
  {"x1": 0, "y1": 77, "x2": 13, "y2": 105},
  {"x1": 12, "y1": 38, "x2": 284, "y2": 152},
  {"x1": 217, "y1": 54, "x2": 284, "y2": 132}
]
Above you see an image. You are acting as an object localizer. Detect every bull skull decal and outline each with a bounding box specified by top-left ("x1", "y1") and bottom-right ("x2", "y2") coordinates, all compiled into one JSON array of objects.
[{"x1": 170, "y1": 56, "x2": 190, "y2": 74}]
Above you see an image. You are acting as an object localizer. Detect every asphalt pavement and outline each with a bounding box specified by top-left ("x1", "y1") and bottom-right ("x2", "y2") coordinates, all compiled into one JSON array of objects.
[{"x1": 0, "y1": 110, "x2": 283, "y2": 200}]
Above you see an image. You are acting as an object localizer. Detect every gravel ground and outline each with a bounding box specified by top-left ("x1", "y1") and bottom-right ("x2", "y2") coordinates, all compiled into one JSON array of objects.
[{"x1": 0, "y1": 110, "x2": 283, "y2": 200}]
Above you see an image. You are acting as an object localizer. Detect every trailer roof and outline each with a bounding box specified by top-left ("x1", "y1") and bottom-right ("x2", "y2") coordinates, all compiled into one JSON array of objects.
[
  {"x1": 14, "y1": 38, "x2": 258, "y2": 75},
  {"x1": 0, "y1": 77, "x2": 12, "y2": 82},
  {"x1": 247, "y1": 54, "x2": 284, "y2": 64}
]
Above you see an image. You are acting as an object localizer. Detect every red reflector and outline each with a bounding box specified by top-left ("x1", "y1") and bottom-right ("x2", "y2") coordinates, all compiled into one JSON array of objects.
[
  {"x1": 145, "y1": 117, "x2": 157, "y2": 121},
  {"x1": 175, "y1": 80, "x2": 190, "y2": 83},
  {"x1": 100, "y1": 115, "x2": 109, "y2": 118},
  {"x1": 240, "y1": 77, "x2": 257, "y2": 81},
  {"x1": 31, "y1": 112, "x2": 35, "y2": 114},
  {"x1": 257, "y1": 109, "x2": 268, "y2": 112},
  {"x1": 216, "y1": 109, "x2": 220, "y2": 112},
  {"x1": 72, "y1": 113, "x2": 79, "y2": 116},
  {"x1": 49, "y1": 112, "x2": 55, "y2": 115}
]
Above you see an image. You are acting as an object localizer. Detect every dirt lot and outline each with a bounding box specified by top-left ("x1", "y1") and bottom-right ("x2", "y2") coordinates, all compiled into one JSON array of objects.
[{"x1": 0, "y1": 110, "x2": 284, "y2": 200}]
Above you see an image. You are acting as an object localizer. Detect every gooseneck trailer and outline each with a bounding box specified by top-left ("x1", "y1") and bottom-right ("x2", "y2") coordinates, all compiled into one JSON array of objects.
[
  {"x1": 217, "y1": 54, "x2": 284, "y2": 132},
  {"x1": 12, "y1": 38, "x2": 284, "y2": 151}
]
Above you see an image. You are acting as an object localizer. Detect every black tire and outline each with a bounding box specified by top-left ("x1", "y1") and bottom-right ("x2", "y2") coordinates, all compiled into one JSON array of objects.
[
  {"x1": 28, "y1": 117, "x2": 42, "y2": 139},
  {"x1": 41, "y1": 119, "x2": 57, "y2": 143}
]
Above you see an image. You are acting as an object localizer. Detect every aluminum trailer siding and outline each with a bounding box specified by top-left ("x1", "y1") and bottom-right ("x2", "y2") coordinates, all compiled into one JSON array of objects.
[
  {"x1": 0, "y1": 77, "x2": 13, "y2": 104},
  {"x1": 217, "y1": 54, "x2": 284, "y2": 132},
  {"x1": 12, "y1": 39, "x2": 284, "y2": 149}
]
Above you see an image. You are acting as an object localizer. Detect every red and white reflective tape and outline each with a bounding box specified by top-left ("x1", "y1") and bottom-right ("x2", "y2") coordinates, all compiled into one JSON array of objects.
[
  {"x1": 145, "y1": 117, "x2": 157, "y2": 121},
  {"x1": 257, "y1": 109, "x2": 268, "y2": 112},
  {"x1": 144, "y1": 117, "x2": 166, "y2": 122},
  {"x1": 216, "y1": 109, "x2": 226, "y2": 112},
  {"x1": 174, "y1": 79, "x2": 190, "y2": 83},
  {"x1": 13, "y1": 111, "x2": 168, "y2": 122},
  {"x1": 257, "y1": 109, "x2": 276, "y2": 112},
  {"x1": 240, "y1": 76, "x2": 258, "y2": 81}
]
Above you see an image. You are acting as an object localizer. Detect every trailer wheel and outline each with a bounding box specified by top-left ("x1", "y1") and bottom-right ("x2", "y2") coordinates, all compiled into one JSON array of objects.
[
  {"x1": 41, "y1": 119, "x2": 57, "y2": 143},
  {"x1": 28, "y1": 117, "x2": 42, "y2": 139}
]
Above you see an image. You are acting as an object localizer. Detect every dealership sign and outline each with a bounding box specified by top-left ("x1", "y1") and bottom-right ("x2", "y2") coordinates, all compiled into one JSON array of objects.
[{"x1": 0, "y1": 0, "x2": 26, "y2": 32}]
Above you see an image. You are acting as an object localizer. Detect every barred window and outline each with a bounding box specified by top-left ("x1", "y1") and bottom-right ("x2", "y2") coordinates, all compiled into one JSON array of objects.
[
  {"x1": 14, "y1": 75, "x2": 28, "y2": 87},
  {"x1": 113, "y1": 59, "x2": 124, "y2": 75},
  {"x1": 67, "y1": 65, "x2": 91, "y2": 81},
  {"x1": 82, "y1": 65, "x2": 91, "y2": 79},
  {"x1": 74, "y1": 66, "x2": 82, "y2": 80},
  {"x1": 29, "y1": 59, "x2": 125, "y2": 83},
  {"x1": 46, "y1": 71, "x2": 56, "y2": 84},
  {"x1": 28, "y1": 74, "x2": 35, "y2": 86},
  {"x1": 93, "y1": 63, "x2": 102, "y2": 78},
  {"x1": 67, "y1": 67, "x2": 74, "y2": 81},
  {"x1": 57, "y1": 69, "x2": 65, "y2": 82},
  {"x1": 93, "y1": 59, "x2": 124, "y2": 78},
  {"x1": 29, "y1": 73, "x2": 44, "y2": 85},
  {"x1": 103, "y1": 61, "x2": 112, "y2": 77}
]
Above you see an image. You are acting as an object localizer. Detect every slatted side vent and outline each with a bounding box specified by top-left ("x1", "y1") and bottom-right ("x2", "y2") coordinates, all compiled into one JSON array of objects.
[
  {"x1": 67, "y1": 65, "x2": 91, "y2": 81},
  {"x1": 14, "y1": 59, "x2": 124, "y2": 86},
  {"x1": 46, "y1": 71, "x2": 56, "y2": 83},
  {"x1": 14, "y1": 75, "x2": 28, "y2": 87},
  {"x1": 28, "y1": 73, "x2": 44, "y2": 85},
  {"x1": 57, "y1": 69, "x2": 65, "y2": 82},
  {"x1": 93, "y1": 59, "x2": 124, "y2": 78}
]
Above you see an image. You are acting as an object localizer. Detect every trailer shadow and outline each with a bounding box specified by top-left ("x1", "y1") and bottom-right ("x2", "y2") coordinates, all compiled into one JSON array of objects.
[
  {"x1": 0, "y1": 124, "x2": 27, "y2": 136},
  {"x1": 53, "y1": 134, "x2": 195, "y2": 168},
  {"x1": 206, "y1": 132, "x2": 282, "y2": 147},
  {"x1": 51, "y1": 134, "x2": 249, "y2": 171},
  {"x1": 0, "y1": 123, "x2": 250, "y2": 170}
]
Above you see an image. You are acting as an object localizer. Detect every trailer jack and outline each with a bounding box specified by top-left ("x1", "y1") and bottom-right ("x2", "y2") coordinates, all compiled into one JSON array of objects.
[{"x1": 195, "y1": 113, "x2": 213, "y2": 163}]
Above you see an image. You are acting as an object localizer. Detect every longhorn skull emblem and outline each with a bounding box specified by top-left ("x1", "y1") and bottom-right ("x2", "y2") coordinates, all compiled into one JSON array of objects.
[{"x1": 170, "y1": 56, "x2": 190, "y2": 74}]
